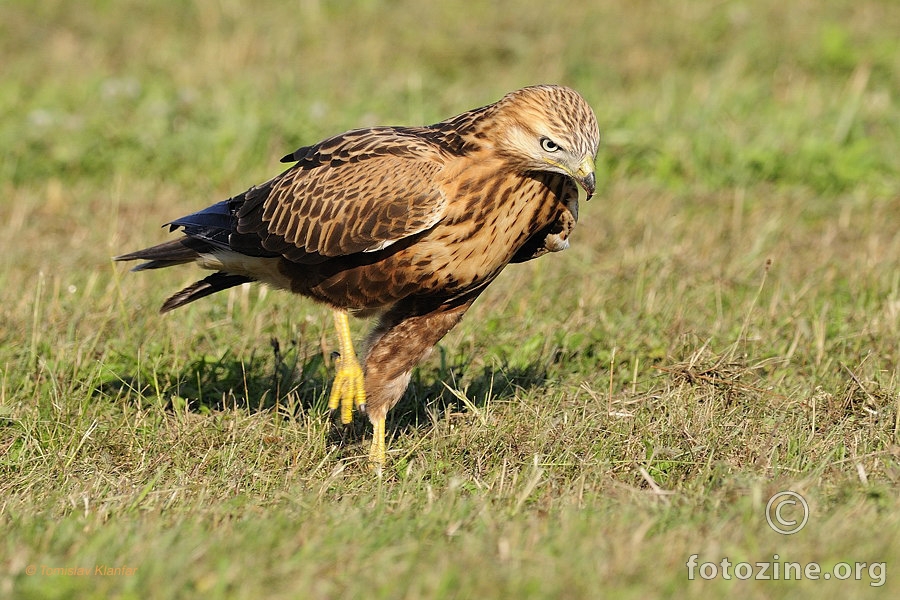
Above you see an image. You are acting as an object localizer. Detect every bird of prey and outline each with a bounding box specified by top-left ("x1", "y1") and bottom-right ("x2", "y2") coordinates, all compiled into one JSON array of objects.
[{"x1": 117, "y1": 85, "x2": 599, "y2": 469}]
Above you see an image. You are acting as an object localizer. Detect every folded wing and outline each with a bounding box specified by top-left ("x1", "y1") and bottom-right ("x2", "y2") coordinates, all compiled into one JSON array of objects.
[{"x1": 236, "y1": 127, "x2": 450, "y2": 263}]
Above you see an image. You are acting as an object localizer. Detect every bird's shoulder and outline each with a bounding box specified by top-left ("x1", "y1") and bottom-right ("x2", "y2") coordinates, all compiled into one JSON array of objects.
[
  {"x1": 279, "y1": 100, "x2": 496, "y2": 166},
  {"x1": 278, "y1": 125, "x2": 466, "y2": 168}
]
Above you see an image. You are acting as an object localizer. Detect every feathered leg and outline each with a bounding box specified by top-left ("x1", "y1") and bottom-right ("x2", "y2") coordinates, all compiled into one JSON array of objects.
[{"x1": 362, "y1": 292, "x2": 481, "y2": 470}]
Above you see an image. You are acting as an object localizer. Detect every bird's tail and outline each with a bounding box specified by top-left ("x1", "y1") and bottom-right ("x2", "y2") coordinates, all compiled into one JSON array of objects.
[
  {"x1": 114, "y1": 238, "x2": 207, "y2": 271},
  {"x1": 159, "y1": 272, "x2": 253, "y2": 313},
  {"x1": 115, "y1": 238, "x2": 253, "y2": 313}
]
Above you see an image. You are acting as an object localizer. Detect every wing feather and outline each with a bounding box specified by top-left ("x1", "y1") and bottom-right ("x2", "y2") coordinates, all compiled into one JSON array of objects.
[{"x1": 241, "y1": 128, "x2": 448, "y2": 259}]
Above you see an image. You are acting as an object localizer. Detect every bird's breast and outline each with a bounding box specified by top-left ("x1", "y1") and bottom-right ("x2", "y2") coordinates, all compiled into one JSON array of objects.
[{"x1": 390, "y1": 170, "x2": 568, "y2": 293}]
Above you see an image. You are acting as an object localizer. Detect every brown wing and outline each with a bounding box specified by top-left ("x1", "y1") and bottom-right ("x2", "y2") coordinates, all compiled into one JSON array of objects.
[{"x1": 237, "y1": 127, "x2": 449, "y2": 262}]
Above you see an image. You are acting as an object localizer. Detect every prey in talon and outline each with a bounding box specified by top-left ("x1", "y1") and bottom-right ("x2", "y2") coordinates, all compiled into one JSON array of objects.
[{"x1": 117, "y1": 85, "x2": 600, "y2": 470}]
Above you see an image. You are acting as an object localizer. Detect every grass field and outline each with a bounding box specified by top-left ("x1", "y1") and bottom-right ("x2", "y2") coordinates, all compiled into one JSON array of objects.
[{"x1": 2, "y1": 0, "x2": 899, "y2": 597}]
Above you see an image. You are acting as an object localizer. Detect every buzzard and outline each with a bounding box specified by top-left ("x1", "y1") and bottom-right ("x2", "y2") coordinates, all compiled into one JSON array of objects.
[{"x1": 117, "y1": 85, "x2": 600, "y2": 468}]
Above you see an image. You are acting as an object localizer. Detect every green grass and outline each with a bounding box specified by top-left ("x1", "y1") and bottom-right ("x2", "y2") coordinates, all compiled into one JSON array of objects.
[{"x1": 2, "y1": 0, "x2": 899, "y2": 598}]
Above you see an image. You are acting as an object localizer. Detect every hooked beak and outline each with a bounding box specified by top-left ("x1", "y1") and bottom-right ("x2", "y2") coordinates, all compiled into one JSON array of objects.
[
  {"x1": 577, "y1": 171, "x2": 596, "y2": 200},
  {"x1": 545, "y1": 155, "x2": 597, "y2": 199},
  {"x1": 574, "y1": 156, "x2": 596, "y2": 200}
]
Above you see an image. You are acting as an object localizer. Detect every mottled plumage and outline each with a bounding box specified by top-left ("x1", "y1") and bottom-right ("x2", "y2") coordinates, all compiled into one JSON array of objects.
[{"x1": 117, "y1": 85, "x2": 600, "y2": 467}]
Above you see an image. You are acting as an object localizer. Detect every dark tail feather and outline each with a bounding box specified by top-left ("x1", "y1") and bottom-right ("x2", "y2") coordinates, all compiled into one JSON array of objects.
[
  {"x1": 160, "y1": 272, "x2": 254, "y2": 313},
  {"x1": 115, "y1": 238, "x2": 211, "y2": 271}
]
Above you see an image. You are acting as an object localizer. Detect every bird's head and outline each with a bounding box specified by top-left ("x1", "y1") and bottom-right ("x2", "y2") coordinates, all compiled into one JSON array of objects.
[{"x1": 493, "y1": 85, "x2": 600, "y2": 199}]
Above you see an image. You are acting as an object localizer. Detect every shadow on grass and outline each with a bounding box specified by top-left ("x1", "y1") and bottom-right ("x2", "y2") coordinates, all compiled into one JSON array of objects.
[
  {"x1": 323, "y1": 355, "x2": 549, "y2": 451},
  {"x1": 94, "y1": 338, "x2": 329, "y2": 416},
  {"x1": 95, "y1": 338, "x2": 550, "y2": 443}
]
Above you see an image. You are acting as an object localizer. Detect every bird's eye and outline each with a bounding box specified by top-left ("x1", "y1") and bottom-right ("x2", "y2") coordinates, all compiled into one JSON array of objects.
[{"x1": 540, "y1": 137, "x2": 560, "y2": 153}]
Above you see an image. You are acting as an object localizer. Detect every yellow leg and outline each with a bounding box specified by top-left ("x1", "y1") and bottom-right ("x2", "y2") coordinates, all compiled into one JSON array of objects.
[
  {"x1": 327, "y1": 310, "x2": 366, "y2": 424},
  {"x1": 368, "y1": 416, "x2": 386, "y2": 471}
]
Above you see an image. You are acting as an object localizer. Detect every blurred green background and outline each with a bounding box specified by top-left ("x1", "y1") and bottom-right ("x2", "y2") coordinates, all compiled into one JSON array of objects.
[{"x1": 3, "y1": 0, "x2": 898, "y2": 194}]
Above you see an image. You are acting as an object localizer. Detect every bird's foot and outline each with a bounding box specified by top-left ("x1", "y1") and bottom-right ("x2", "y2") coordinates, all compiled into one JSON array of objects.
[
  {"x1": 328, "y1": 310, "x2": 367, "y2": 424},
  {"x1": 328, "y1": 353, "x2": 366, "y2": 425},
  {"x1": 368, "y1": 416, "x2": 386, "y2": 473}
]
